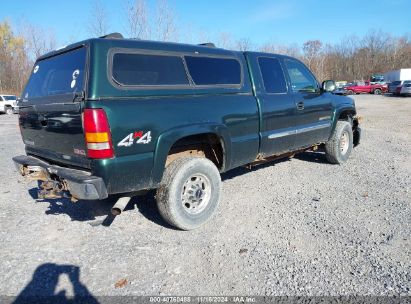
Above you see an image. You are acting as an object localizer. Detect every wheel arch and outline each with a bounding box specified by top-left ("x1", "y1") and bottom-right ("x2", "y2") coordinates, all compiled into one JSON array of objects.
[
  {"x1": 151, "y1": 123, "x2": 231, "y2": 185},
  {"x1": 329, "y1": 105, "x2": 357, "y2": 141}
]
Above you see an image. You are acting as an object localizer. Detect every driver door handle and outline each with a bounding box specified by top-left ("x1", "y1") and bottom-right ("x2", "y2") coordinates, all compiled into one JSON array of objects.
[{"x1": 296, "y1": 101, "x2": 305, "y2": 111}]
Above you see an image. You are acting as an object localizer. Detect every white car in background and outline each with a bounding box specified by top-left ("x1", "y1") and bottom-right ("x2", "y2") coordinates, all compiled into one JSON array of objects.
[
  {"x1": 0, "y1": 94, "x2": 18, "y2": 114},
  {"x1": 400, "y1": 80, "x2": 411, "y2": 96}
]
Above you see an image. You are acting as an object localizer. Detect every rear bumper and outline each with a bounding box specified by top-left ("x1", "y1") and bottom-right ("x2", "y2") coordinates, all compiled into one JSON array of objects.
[{"x1": 12, "y1": 155, "x2": 108, "y2": 200}]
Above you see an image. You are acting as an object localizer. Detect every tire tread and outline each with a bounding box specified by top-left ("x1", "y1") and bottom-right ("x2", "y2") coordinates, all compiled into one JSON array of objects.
[
  {"x1": 325, "y1": 120, "x2": 353, "y2": 164},
  {"x1": 156, "y1": 157, "x2": 221, "y2": 230}
]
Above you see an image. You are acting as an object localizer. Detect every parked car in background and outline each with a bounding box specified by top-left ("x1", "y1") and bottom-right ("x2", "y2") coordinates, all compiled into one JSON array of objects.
[
  {"x1": 0, "y1": 94, "x2": 17, "y2": 114},
  {"x1": 400, "y1": 80, "x2": 411, "y2": 96},
  {"x1": 388, "y1": 80, "x2": 404, "y2": 95},
  {"x1": 344, "y1": 81, "x2": 388, "y2": 95}
]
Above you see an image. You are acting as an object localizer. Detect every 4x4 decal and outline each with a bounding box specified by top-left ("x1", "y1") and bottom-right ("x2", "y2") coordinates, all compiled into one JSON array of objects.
[{"x1": 118, "y1": 131, "x2": 152, "y2": 147}]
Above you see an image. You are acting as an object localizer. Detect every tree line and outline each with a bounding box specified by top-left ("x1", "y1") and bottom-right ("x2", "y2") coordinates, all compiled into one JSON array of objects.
[{"x1": 1, "y1": 0, "x2": 411, "y2": 95}]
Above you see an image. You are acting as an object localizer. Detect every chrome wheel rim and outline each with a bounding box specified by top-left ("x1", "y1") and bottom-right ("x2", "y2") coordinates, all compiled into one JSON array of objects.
[
  {"x1": 340, "y1": 131, "x2": 349, "y2": 155},
  {"x1": 181, "y1": 173, "x2": 211, "y2": 214}
]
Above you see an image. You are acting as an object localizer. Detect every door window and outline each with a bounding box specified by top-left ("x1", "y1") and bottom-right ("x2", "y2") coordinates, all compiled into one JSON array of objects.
[{"x1": 285, "y1": 59, "x2": 318, "y2": 93}]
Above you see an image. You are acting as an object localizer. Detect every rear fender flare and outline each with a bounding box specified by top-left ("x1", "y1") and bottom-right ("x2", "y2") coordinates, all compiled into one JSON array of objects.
[{"x1": 151, "y1": 123, "x2": 231, "y2": 185}]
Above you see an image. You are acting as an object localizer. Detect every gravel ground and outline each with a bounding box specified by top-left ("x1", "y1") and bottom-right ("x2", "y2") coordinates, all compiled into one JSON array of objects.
[{"x1": 0, "y1": 94, "x2": 410, "y2": 299}]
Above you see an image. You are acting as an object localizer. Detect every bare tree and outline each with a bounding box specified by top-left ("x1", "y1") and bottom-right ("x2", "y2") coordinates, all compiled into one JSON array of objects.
[
  {"x1": 88, "y1": 0, "x2": 110, "y2": 37},
  {"x1": 155, "y1": 0, "x2": 176, "y2": 41},
  {"x1": 19, "y1": 22, "x2": 56, "y2": 60},
  {"x1": 259, "y1": 43, "x2": 301, "y2": 57},
  {"x1": 303, "y1": 40, "x2": 322, "y2": 69},
  {"x1": 235, "y1": 38, "x2": 253, "y2": 51},
  {"x1": 124, "y1": 0, "x2": 149, "y2": 39},
  {"x1": 216, "y1": 32, "x2": 234, "y2": 49}
]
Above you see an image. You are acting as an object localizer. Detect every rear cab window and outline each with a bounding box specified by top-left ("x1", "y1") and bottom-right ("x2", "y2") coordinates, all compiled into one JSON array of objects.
[
  {"x1": 22, "y1": 47, "x2": 87, "y2": 102},
  {"x1": 257, "y1": 57, "x2": 287, "y2": 94}
]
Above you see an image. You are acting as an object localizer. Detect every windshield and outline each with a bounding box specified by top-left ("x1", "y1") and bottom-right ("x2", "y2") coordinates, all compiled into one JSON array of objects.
[{"x1": 22, "y1": 47, "x2": 86, "y2": 101}]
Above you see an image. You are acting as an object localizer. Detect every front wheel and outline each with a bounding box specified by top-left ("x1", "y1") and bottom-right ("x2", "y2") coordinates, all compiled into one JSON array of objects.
[
  {"x1": 373, "y1": 89, "x2": 382, "y2": 95},
  {"x1": 346, "y1": 90, "x2": 354, "y2": 95},
  {"x1": 325, "y1": 121, "x2": 353, "y2": 164},
  {"x1": 6, "y1": 107, "x2": 13, "y2": 115},
  {"x1": 156, "y1": 157, "x2": 221, "y2": 230}
]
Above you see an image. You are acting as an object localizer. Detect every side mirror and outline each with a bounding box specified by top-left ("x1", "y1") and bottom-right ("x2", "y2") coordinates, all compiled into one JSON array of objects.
[{"x1": 322, "y1": 80, "x2": 336, "y2": 92}]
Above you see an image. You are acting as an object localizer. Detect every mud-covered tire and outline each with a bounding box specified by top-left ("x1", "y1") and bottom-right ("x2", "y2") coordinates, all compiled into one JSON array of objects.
[
  {"x1": 325, "y1": 121, "x2": 353, "y2": 164},
  {"x1": 156, "y1": 157, "x2": 221, "y2": 230}
]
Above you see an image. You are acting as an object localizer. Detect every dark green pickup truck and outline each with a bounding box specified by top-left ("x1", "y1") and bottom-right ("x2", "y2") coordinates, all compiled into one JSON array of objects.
[{"x1": 13, "y1": 34, "x2": 361, "y2": 230}]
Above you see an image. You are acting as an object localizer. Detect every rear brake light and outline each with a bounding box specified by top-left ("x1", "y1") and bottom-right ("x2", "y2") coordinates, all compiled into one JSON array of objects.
[{"x1": 83, "y1": 109, "x2": 114, "y2": 159}]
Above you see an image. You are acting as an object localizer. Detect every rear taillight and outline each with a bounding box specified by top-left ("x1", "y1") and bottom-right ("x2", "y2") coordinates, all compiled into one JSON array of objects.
[{"x1": 83, "y1": 109, "x2": 114, "y2": 159}]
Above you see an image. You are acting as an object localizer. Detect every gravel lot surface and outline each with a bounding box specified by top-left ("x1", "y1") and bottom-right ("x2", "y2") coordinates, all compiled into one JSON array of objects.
[{"x1": 0, "y1": 94, "x2": 410, "y2": 299}]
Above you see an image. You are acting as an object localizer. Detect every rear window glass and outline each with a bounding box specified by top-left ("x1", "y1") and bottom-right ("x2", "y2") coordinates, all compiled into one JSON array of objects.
[
  {"x1": 258, "y1": 57, "x2": 287, "y2": 93},
  {"x1": 185, "y1": 56, "x2": 241, "y2": 86},
  {"x1": 23, "y1": 47, "x2": 86, "y2": 100},
  {"x1": 391, "y1": 81, "x2": 401, "y2": 85},
  {"x1": 112, "y1": 53, "x2": 189, "y2": 86}
]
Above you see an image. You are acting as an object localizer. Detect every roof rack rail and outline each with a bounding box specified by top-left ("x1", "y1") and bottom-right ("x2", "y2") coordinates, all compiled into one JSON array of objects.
[
  {"x1": 198, "y1": 43, "x2": 216, "y2": 48},
  {"x1": 99, "y1": 32, "x2": 124, "y2": 39}
]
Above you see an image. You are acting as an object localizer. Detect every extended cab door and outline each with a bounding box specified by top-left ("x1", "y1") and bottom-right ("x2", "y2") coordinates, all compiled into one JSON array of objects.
[
  {"x1": 283, "y1": 58, "x2": 333, "y2": 149},
  {"x1": 245, "y1": 53, "x2": 297, "y2": 156}
]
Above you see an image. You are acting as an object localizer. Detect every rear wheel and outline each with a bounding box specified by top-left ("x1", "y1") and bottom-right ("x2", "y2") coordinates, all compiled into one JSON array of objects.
[
  {"x1": 325, "y1": 121, "x2": 353, "y2": 164},
  {"x1": 373, "y1": 89, "x2": 382, "y2": 95},
  {"x1": 5, "y1": 107, "x2": 13, "y2": 115},
  {"x1": 156, "y1": 157, "x2": 221, "y2": 230}
]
